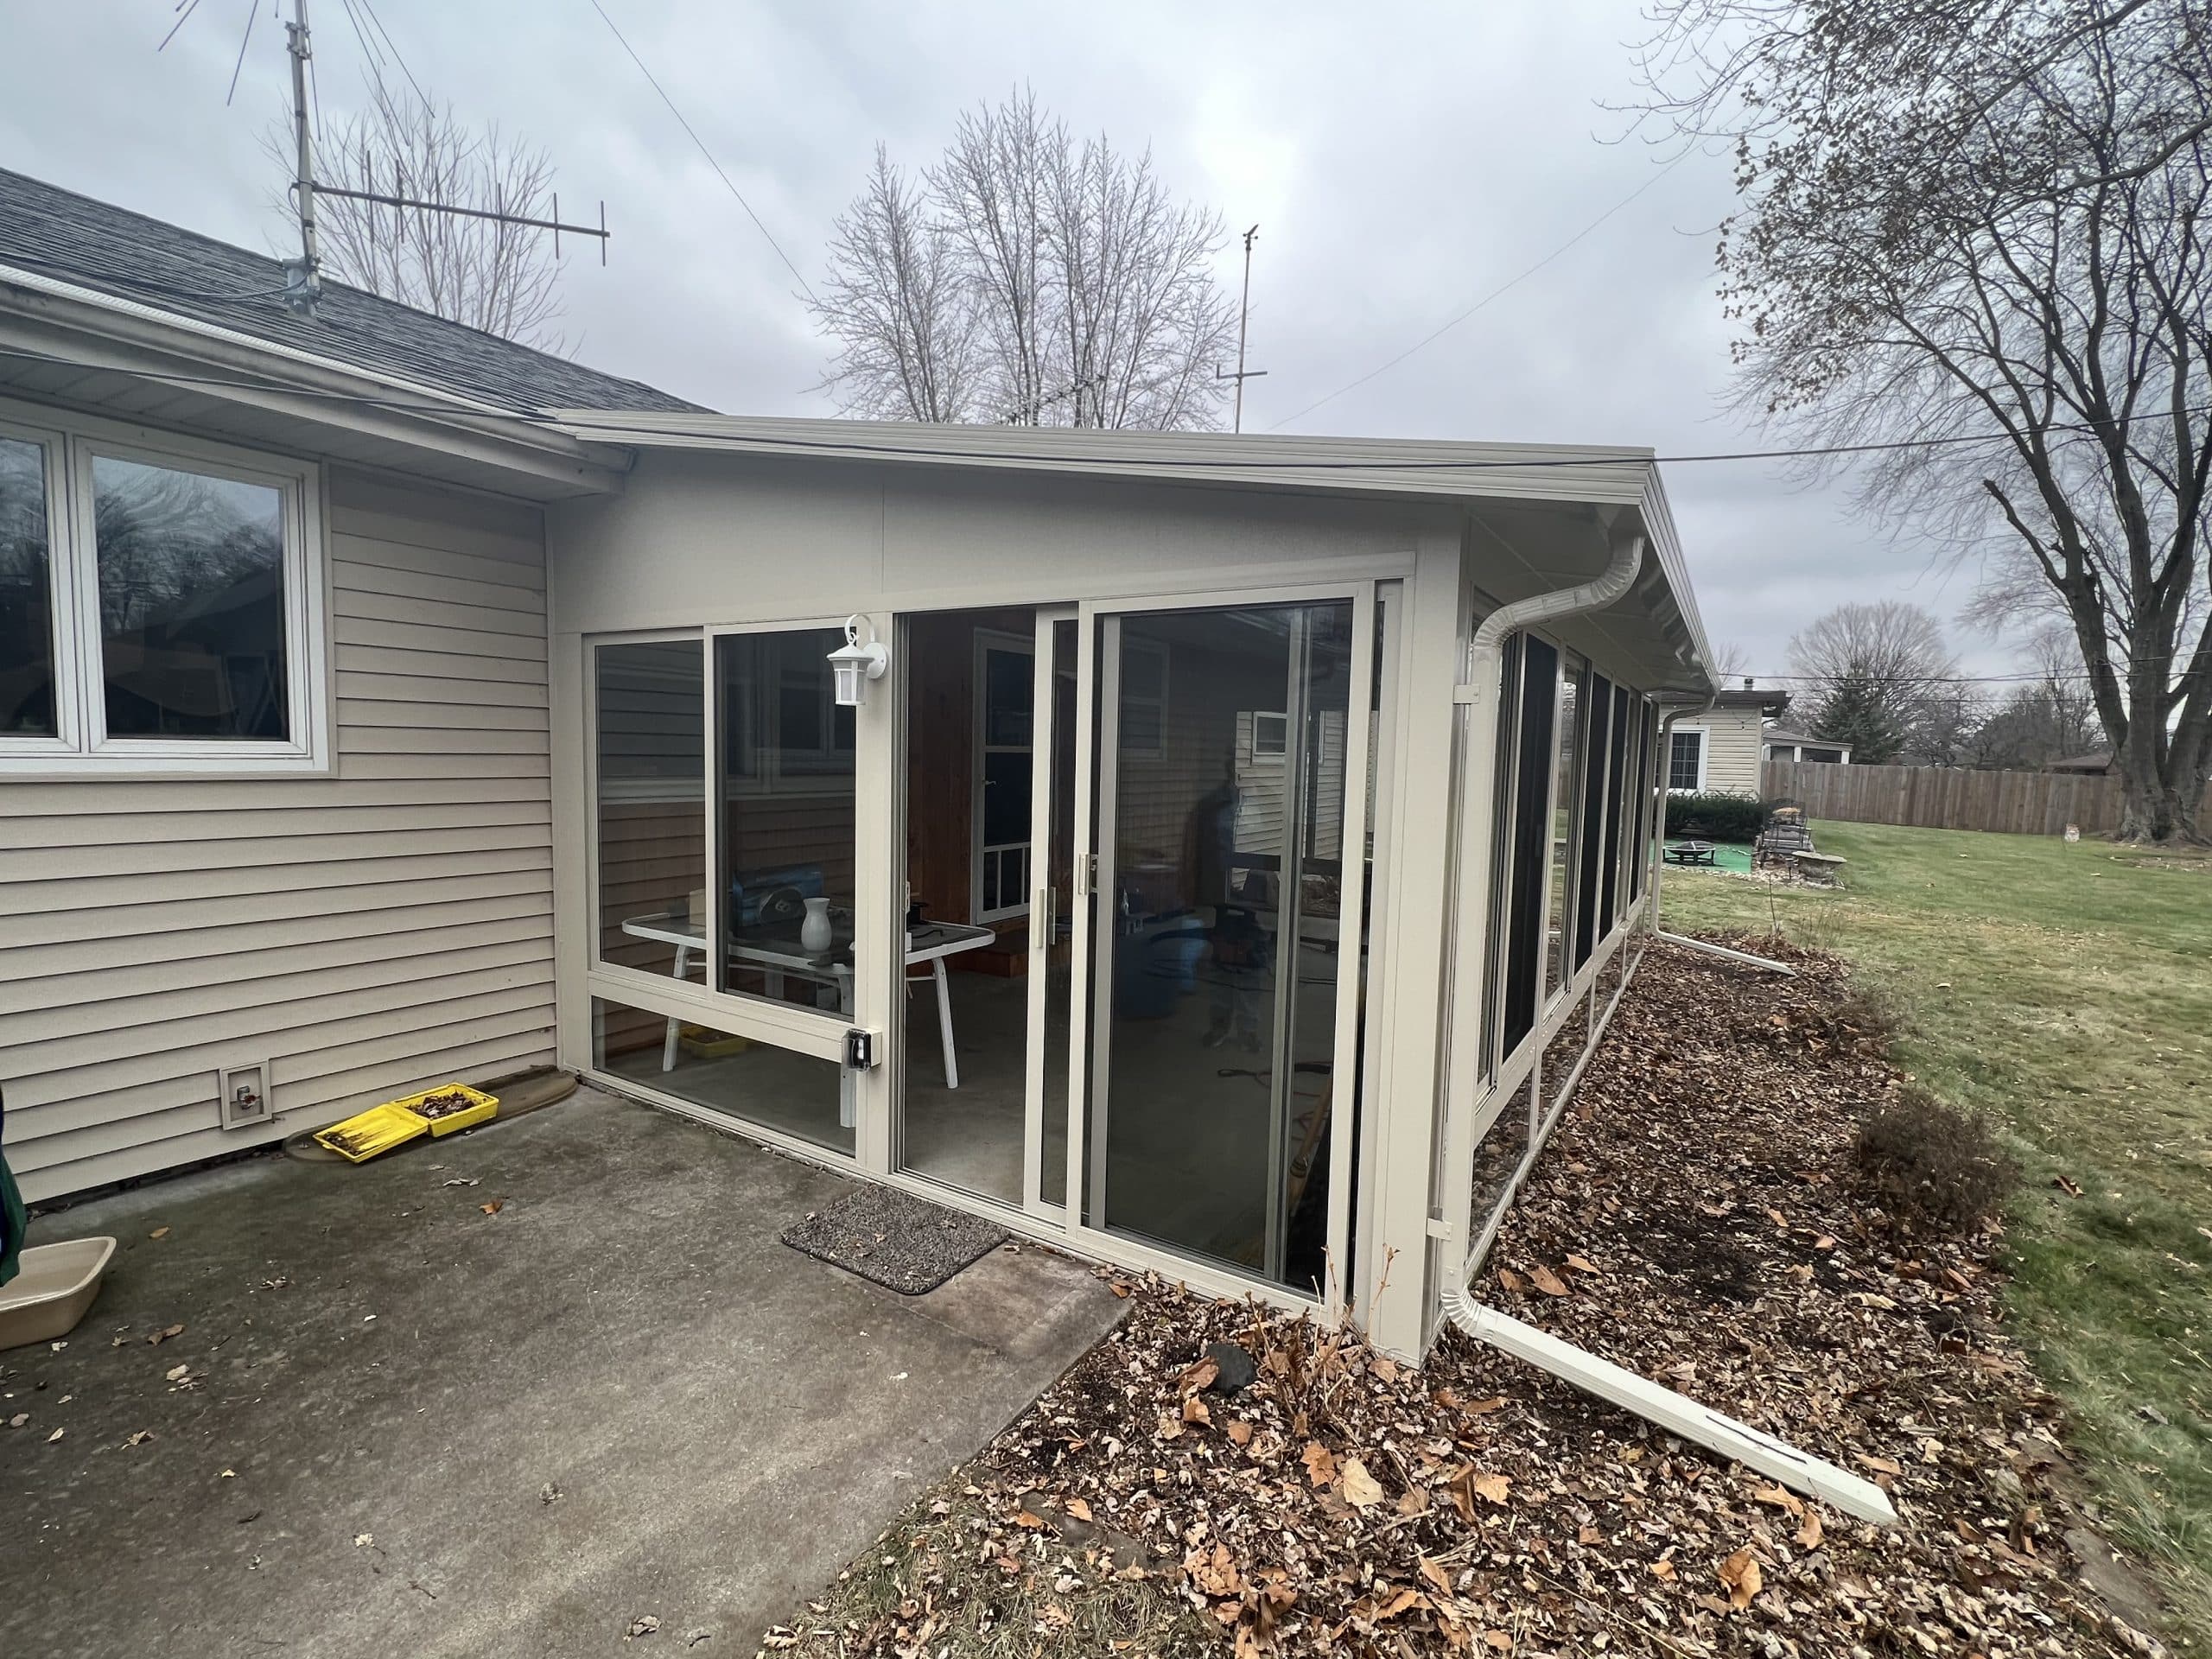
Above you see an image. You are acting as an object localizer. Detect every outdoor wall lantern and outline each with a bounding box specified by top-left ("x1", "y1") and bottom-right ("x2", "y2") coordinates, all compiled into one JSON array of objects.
[{"x1": 828, "y1": 614, "x2": 889, "y2": 708}]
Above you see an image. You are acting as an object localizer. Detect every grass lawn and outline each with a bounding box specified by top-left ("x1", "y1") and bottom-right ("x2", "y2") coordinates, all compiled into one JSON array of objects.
[{"x1": 1663, "y1": 821, "x2": 2212, "y2": 1637}]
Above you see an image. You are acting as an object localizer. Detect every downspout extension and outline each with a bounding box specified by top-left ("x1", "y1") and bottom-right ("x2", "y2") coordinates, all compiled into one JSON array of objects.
[{"x1": 1440, "y1": 1278, "x2": 1898, "y2": 1525}]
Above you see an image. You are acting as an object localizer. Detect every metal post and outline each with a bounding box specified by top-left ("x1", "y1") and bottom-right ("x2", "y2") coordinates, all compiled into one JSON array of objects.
[{"x1": 285, "y1": 0, "x2": 322, "y2": 314}]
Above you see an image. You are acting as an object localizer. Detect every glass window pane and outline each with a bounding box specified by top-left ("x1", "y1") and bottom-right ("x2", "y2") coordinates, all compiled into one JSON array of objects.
[
  {"x1": 1669, "y1": 730, "x2": 1701, "y2": 791},
  {"x1": 92, "y1": 454, "x2": 288, "y2": 740},
  {"x1": 593, "y1": 997, "x2": 850, "y2": 1155},
  {"x1": 717, "y1": 629, "x2": 858, "y2": 1015},
  {"x1": 1090, "y1": 601, "x2": 1358, "y2": 1295},
  {"x1": 1546, "y1": 658, "x2": 1582, "y2": 998},
  {"x1": 596, "y1": 639, "x2": 706, "y2": 976},
  {"x1": 0, "y1": 435, "x2": 55, "y2": 736}
]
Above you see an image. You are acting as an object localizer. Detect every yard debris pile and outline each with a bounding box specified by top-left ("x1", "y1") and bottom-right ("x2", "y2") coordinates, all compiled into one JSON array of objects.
[{"x1": 762, "y1": 936, "x2": 2164, "y2": 1659}]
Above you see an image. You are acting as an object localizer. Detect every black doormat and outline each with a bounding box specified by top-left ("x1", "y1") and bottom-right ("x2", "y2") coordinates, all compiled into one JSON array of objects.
[{"x1": 781, "y1": 1185, "x2": 1010, "y2": 1295}]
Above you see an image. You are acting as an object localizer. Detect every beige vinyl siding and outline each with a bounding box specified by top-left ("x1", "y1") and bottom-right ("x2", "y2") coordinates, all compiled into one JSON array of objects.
[
  {"x1": 0, "y1": 466, "x2": 556, "y2": 1203},
  {"x1": 1693, "y1": 706, "x2": 1766, "y2": 795}
]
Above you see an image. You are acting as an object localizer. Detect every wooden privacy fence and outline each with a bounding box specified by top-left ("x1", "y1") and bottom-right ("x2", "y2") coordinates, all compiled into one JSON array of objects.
[{"x1": 1758, "y1": 758, "x2": 2212, "y2": 836}]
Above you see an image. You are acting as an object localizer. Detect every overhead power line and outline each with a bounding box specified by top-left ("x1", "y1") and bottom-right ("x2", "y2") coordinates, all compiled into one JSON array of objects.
[
  {"x1": 585, "y1": 0, "x2": 819, "y2": 303},
  {"x1": 1268, "y1": 151, "x2": 1690, "y2": 431}
]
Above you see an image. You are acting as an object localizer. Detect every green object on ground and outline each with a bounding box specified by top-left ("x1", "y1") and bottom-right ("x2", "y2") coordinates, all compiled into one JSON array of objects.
[
  {"x1": 0, "y1": 1150, "x2": 23, "y2": 1289},
  {"x1": 1664, "y1": 840, "x2": 1755, "y2": 874},
  {"x1": 1664, "y1": 819, "x2": 2212, "y2": 1638}
]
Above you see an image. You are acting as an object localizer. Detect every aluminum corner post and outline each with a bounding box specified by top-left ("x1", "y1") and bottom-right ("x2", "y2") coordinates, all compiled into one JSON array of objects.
[
  {"x1": 1643, "y1": 692, "x2": 1715, "y2": 936},
  {"x1": 1433, "y1": 532, "x2": 1644, "y2": 1317}
]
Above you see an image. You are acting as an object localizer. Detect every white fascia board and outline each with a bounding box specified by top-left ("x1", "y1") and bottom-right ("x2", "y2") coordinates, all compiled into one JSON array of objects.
[
  {"x1": 543, "y1": 409, "x2": 1661, "y2": 510},
  {"x1": 0, "y1": 264, "x2": 630, "y2": 494}
]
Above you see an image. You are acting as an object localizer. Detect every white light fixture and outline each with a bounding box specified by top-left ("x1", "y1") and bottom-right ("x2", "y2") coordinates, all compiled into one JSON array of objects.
[{"x1": 827, "y1": 613, "x2": 888, "y2": 708}]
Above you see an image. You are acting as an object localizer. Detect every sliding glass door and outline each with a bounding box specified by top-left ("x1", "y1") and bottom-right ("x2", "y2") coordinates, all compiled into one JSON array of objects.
[{"x1": 1068, "y1": 591, "x2": 1375, "y2": 1297}]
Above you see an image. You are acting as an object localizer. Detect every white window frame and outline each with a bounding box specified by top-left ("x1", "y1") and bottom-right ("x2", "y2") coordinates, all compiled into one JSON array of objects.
[
  {"x1": 0, "y1": 398, "x2": 328, "y2": 776},
  {"x1": 1116, "y1": 636, "x2": 1168, "y2": 761},
  {"x1": 1666, "y1": 723, "x2": 1708, "y2": 793},
  {"x1": 1249, "y1": 709, "x2": 1288, "y2": 760}
]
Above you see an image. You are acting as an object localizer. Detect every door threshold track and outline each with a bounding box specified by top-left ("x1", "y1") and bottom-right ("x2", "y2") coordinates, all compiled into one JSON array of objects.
[{"x1": 1442, "y1": 1281, "x2": 1897, "y2": 1526}]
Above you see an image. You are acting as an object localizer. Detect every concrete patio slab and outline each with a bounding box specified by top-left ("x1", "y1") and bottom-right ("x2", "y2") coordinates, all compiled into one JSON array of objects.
[{"x1": 0, "y1": 1085, "x2": 1125, "y2": 1658}]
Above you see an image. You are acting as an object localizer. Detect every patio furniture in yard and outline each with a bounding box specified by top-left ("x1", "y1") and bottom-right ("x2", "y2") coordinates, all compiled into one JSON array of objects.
[
  {"x1": 620, "y1": 913, "x2": 996, "y2": 1108},
  {"x1": 1664, "y1": 841, "x2": 1718, "y2": 866},
  {"x1": 1793, "y1": 850, "x2": 1848, "y2": 887}
]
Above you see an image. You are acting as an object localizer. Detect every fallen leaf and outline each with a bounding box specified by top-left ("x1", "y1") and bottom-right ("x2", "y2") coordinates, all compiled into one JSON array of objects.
[
  {"x1": 219, "y1": 1468, "x2": 237, "y2": 1479},
  {"x1": 1856, "y1": 1453, "x2": 1903, "y2": 1477},
  {"x1": 1796, "y1": 1510, "x2": 1824, "y2": 1550},
  {"x1": 626, "y1": 1614, "x2": 659, "y2": 1639},
  {"x1": 8, "y1": 1414, "x2": 27, "y2": 1428},
  {"x1": 480, "y1": 1200, "x2": 504, "y2": 1215},
  {"x1": 1471, "y1": 1471, "x2": 1511, "y2": 1506},
  {"x1": 1529, "y1": 1263, "x2": 1571, "y2": 1298},
  {"x1": 1579, "y1": 1523, "x2": 1602, "y2": 1545},
  {"x1": 1496, "y1": 1267, "x2": 1526, "y2": 1295},
  {"x1": 1065, "y1": 1497, "x2": 1092, "y2": 1522},
  {"x1": 1370, "y1": 1585, "x2": 1420, "y2": 1620},
  {"x1": 1813, "y1": 1235, "x2": 1836, "y2": 1250},
  {"x1": 1751, "y1": 1482, "x2": 1805, "y2": 1516},
  {"x1": 1649, "y1": 1556, "x2": 1676, "y2": 1581},
  {"x1": 1418, "y1": 1556, "x2": 1453, "y2": 1595},
  {"x1": 1338, "y1": 1457, "x2": 1384, "y2": 1509},
  {"x1": 1178, "y1": 1357, "x2": 1219, "y2": 1395},
  {"x1": 354, "y1": 1532, "x2": 374, "y2": 1547},
  {"x1": 149, "y1": 1324, "x2": 185, "y2": 1345},
  {"x1": 1109, "y1": 1281, "x2": 1132, "y2": 1298},
  {"x1": 47, "y1": 1427, "x2": 64, "y2": 1443},
  {"x1": 1370, "y1": 1355, "x2": 1400, "y2": 1383},
  {"x1": 1301, "y1": 1442, "x2": 1338, "y2": 1487},
  {"x1": 1465, "y1": 1395, "x2": 1508, "y2": 1415},
  {"x1": 1014, "y1": 1510, "x2": 1046, "y2": 1529},
  {"x1": 2053, "y1": 1173, "x2": 2083, "y2": 1197},
  {"x1": 1181, "y1": 1394, "x2": 1211, "y2": 1426},
  {"x1": 165, "y1": 1363, "x2": 188, "y2": 1382},
  {"x1": 1719, "y1": 1548, "x2": 1763, "y2": 1610},
  {"x1": 1565, "y1": 1253, "x2": 1602, "y2": 1274},
  {"x1": 1225, "y1": 1420, "x2": 1253, "y2": 1446},
  {"x1": 149, "y1": 1227, "x2": 170, "y2": 1240},
  {"x1": 124, "y1": 1430, "x2": 155, "y2": 1447}
]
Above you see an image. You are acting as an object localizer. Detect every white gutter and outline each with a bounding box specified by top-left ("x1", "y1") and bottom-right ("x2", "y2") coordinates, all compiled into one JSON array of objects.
[
  {"x1": 1439, "y1": 1279, "x2": 1899, "y2": 1525},
  {"x1": 1646, "y1": 693, "x2": 1797, "y2": 976}
]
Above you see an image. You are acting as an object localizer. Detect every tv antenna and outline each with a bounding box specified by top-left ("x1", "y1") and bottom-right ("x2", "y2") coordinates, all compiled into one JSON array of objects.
[
  {"x1": 1215, "y1": 224, "x2": 1267, "y2": 432},
  {"x1": 277, "y1": 0, "x2": 611, "y2": 317}
]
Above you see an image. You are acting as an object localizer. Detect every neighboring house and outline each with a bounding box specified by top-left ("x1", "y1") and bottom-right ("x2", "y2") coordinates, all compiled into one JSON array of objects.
[
  {"x1": 2046, "y1": 750, "x2": 2113, "y2": 776},
  {"x1": 1764, "y1": 728, "x2": 1852, "y2": 765},
  {"x1": 0, "y1": 168, "x2": 1718, "y2": 1360},
  {"x1": 1666, "y1": 684, "x2": 1789, "y2": 794}
]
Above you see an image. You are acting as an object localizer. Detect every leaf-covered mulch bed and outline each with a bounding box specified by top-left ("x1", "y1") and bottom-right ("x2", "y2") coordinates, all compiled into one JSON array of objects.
[{"x1": 762, "y1": 936, "x2": 2167, "y2": 1658}]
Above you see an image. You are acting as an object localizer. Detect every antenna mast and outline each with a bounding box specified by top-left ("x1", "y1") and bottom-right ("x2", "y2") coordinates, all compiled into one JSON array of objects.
[
  {"x1": 283, "y1": 0, "x2": 322, "y2": 314},
  {"x1": 275, "y1": 0, "x2": 611, "y2": 320},
  {"x1": 1216, "y1": 224, "x2": 1268, "y2": 433}
]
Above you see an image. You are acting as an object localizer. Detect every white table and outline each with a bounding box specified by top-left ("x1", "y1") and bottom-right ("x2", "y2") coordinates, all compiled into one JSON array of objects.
[{"x1": 619, "y1": 912, "x2": 996, "y2": 1103}]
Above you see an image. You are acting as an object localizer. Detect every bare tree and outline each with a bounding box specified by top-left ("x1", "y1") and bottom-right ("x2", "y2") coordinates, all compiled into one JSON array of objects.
[
  {"x1": 1789, "y1": 601, "x2": 1959, "y2": 763},
  {"x1": 811, "y1": 88, "x2": 1237, "y2": 428},
  {"x1": 1710, "y1": 638, "x2": 1754, "y2": 682},
  {"x1": 1633, "y1": 0, "x2": 2212, "y2": 840},
  {"x1": 266, "y1": 83, "x2": 567, "y2": 350}
]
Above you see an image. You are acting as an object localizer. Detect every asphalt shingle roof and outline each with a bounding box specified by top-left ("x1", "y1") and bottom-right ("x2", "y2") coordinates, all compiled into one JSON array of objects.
[{"x1": 0, "y1": 166, "x2": 705, "y2": 416}]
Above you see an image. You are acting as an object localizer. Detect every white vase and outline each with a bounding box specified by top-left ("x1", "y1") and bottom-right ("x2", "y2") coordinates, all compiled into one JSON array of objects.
[{"x1": 800, "y1": 895, "x2": 835, "y2": 954}]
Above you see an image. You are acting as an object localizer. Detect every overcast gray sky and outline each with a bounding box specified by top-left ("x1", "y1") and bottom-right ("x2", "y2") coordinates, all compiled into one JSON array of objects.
[{"x1": 0, "y1": 0, "x2": 2017, "y2": 679}]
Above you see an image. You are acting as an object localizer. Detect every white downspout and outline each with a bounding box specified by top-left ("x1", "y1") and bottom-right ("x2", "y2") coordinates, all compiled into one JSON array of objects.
[
  {"x1": 1435, "y1": 532, "x2": 1647, "y2": 1281},
  {"x1": 1439, "y1": 606, "x2": 1891, "y2": 1526}
]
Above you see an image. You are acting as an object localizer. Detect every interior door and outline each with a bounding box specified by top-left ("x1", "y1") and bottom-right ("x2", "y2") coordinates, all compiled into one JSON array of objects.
[{"x1": 1066, "y1": 592, "x2": 1374, "y2": 1296}]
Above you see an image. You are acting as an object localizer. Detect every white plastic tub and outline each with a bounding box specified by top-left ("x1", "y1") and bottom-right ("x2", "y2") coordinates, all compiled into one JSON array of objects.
[{"x1": 0, "y1": 1236, "x2": 117, "y2": 1351}]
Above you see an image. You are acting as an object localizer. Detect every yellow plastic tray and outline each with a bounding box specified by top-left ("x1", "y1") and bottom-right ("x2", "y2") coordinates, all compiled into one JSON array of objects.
[{"x1": 314, "y1": 1084, "x2": 499, "y2": 1163}]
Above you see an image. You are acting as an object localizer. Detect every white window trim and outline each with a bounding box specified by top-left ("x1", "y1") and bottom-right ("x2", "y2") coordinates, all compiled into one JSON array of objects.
[
  {"x1": 1249, "y1": 709, "x2": 1288, "y2": 761},
  {"x1": 970, "y1": 627, "x2": 1034, "y2": 925},
  {"x1": 0, "y1": 397, "x2": 329, "y2": 776},
  {"x1": 1666, "y1": 723, "x2": 1709, "y2": 793}
]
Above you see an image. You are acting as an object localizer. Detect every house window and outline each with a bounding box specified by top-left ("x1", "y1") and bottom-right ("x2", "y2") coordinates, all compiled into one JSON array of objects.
[
  {"x1": 1249, "y1": 709, "x2": 1287, "y2": 760},
  {"x1": 1667, "y1": 728, "x2": 1705, "y2": 792},
  {"x1": 0, "y1": 404, "x2": 325, "y2": 772}
]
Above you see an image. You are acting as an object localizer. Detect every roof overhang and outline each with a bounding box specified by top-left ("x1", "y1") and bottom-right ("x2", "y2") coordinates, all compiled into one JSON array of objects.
[
  {"x1": 0, "y1": 264, "x2": 633, "y2": 501},
  {"x1": 543, "y1": 411, "x2": 1719, "y2": 696}
]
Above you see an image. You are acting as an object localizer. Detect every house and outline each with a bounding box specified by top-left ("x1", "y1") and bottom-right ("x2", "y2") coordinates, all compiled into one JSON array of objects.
[
  {"x1": 2046, "y1": 749, "x2": 2113, "y2": 776},
  {"x1": 1664, "y1": 683, "x2": 1789, "y2": 794},
  {"x1": 0, "y1": 169, "x2": 1718, "y2": 1359},
  {"x1": 1764, "y1": 728, "x2": 1852, "y2": 765}
]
